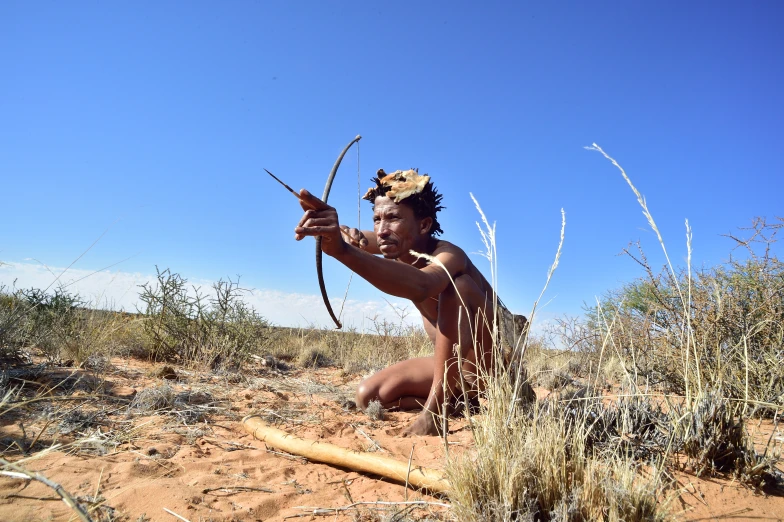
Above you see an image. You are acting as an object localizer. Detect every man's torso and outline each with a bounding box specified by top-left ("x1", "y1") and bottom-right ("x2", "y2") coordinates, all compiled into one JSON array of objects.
[{"x1": 409, "y1": 239, "x2": 493, "y2": 328}]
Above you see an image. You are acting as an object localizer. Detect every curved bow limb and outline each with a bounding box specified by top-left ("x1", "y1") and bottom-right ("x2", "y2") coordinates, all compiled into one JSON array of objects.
[{"x1": 317, "y1": 135, "x2": 362, "y2": 329}]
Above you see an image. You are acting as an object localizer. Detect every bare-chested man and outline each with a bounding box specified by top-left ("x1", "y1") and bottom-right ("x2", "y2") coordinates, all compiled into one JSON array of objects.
[{"x1": 294, "y1": 169, "x2": 525, "y2": 436}]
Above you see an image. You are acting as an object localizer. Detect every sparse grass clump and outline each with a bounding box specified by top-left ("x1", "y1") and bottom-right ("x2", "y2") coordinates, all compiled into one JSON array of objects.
[
  {"x1": 523, "y1": 336, "x2": 584, "y2": 391},
  {"x1": 447, "y1": 377, "x2": 671, "y2": 521},
  {"x1": 537, "y1": 369, "x2": 573, "y2": 391},
  {"x1": 365, "y1": 399, "x2": 386, "y2": 421},
  {"x1": 672, "y1": 389, "x2": 781, "y2": 487},
  {"x1": 578, "y1": 392, "x2": 671, "y2": 461},
  {"x1": 266, "y1": 319, "x2": 430, "y2": 375},
  {"x1": 16, "y1": 287, "x2": 86, "y2": 362},
  {"x1": 297, "y1": 346, "x2": 333, "y2": 368},
  {"x1": 0, "y1": 286, "x2": 29, "y2": 363},
  {"x1": 129, "y1": 384, "x2": 175, "y2": 412}
]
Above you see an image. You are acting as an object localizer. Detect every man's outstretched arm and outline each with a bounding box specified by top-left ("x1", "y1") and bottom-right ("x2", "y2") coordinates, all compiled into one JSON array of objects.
[{"x1": 294, "y1": 189, "x2": 462, "y2": 302}]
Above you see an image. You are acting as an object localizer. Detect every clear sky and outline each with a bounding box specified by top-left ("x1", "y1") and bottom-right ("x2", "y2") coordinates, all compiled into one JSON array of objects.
[{"x1": 2, "y1": 2, "x2": 782, "y2": 331}]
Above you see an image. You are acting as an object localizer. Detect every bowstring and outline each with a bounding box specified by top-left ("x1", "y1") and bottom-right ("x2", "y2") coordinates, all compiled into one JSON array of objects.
[{"x1": 337, "y1": 140, "x2": 359, "y2": 323}]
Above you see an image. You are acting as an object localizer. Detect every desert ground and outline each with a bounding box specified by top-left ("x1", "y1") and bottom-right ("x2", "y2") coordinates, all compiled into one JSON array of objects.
[{"x1": 1, "y1": 353, "x2": 782, "y2": 522}]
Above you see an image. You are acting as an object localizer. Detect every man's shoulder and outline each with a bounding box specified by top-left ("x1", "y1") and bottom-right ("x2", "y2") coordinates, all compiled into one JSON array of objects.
[
  {"x1": 431, "y1": 239, "x2": 471, "y2": 262},
  {"x1": 432, "y1": 239, "x2": 463, "y2": 254}
]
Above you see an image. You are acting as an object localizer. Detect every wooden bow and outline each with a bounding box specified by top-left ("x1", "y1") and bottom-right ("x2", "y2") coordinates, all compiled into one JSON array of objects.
[{"x1": 317, "y1": 135, "x2": 362, "y2": 329}]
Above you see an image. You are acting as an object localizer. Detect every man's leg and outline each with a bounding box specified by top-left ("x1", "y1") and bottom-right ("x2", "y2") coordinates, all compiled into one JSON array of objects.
[
  {"x1": 355, "y1": 357, "x2": 436, "y2": 411},
  {"x1": 404, "y1": 274, "x2": 494, "y2": 435}
]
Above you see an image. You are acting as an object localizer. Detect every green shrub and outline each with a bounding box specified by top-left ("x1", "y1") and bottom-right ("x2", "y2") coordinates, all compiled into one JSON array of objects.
[
  {"x1": 0, "y1": 286, "x2": 26, "y2": 363},
  {"x1": 586, "y1": 246, "x2": 784, "y2": 410},
  {"x1": 20, "y1": 287, "x2": 87, "y2": 362},
  {"x1": 138, "y1": 267, "x2": 270, "y2": 369},
  {"x1": 0, "y1": 285, "x2": 133, "y2": 365},
  {"x1": 0, "y1": 285, "x2": 89, "y2": 363}
]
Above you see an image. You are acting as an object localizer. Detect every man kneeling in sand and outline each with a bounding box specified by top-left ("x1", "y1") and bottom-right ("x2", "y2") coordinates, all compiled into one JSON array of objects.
[{"x1": 294, "y1": 169, "x2": 526, "y2": 436}]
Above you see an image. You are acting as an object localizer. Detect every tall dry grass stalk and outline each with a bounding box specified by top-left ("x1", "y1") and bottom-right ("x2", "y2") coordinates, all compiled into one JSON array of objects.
[
  {"x1": 448, "y1": 390, "x2": 670, "y2": 521},
  {"x1": 584, "y1": 144, "x2": 781, "y2": 486},
  {"x1": 437, "y1": 195, "x2": 671, "y2": 520},
  {"x1": 586, "y1": 144, "x2": 783, "y2": 411},
  {"x1": 585, "y1": 144, "x2": 697, "y2": 403}
]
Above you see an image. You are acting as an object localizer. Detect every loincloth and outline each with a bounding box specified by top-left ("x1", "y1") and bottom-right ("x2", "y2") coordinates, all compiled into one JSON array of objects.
[
  {"x1": 495, "y1": 298, "x2": 528, "y2": 362},
  {"x1": 495, "y1": 298, "x2": 536, "y2": 404}
]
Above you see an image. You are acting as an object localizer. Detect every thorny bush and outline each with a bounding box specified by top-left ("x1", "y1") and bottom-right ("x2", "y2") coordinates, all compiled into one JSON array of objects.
[{"x1": 138, "y1": 267, "x2": 270, "y2": 369}]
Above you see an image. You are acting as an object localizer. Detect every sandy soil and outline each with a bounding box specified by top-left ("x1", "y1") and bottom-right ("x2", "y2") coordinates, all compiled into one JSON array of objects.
[{"x1": 0, "y1": 358, "x2": 782, "y2": 521}]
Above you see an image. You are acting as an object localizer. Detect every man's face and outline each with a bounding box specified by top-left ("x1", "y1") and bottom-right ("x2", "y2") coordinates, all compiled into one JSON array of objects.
[{"x1": 372, "y1": 196, "x2": 430, "y2": 259}]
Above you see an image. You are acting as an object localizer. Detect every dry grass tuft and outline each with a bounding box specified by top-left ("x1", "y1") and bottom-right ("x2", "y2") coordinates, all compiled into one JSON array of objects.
[
  {"x1": 365, "y1": 400, "x2": 386, "y2": 421},
  {"x1": 673, "y1": 389, "x2": 781, "y2": 487},
  {"x1": 442, "y1": 194, "x2": 672, "y2": 521},
  {"x1": 578, "y1": 393, "x2": 671, "y2": 461},
  {"x1": 447, "y1": 379, "x2": 671, "y2": 521},
  {"x1": 538, "y1": 369, "x2": 573, "y2": 391},
  {"x1": 267, "y1": 321, "x2": 429, "y2": 376},
  {"x1": 297, "y1": 346, "x2": 333, "y2": 368},
  {"x1": 129, "y1": 384, "x2": 175, "y2": 412}
]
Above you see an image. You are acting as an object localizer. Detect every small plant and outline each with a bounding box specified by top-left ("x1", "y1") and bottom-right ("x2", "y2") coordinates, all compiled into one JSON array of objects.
[
  {"x1": 297, "y1": 346, "x2": 332, "y2": 368},
  {"x1": 447, "y1": 380, "x2": 671, "y2": 521},
  {"x1": 673, "y1": 389, "x2": 781, "y2": 487},
  {"x1": 364, "y1": 399, "x2": 386, "y2": 421},
  {"x1": 538, "y1": 369, "x2": 573, "y2": 391},
  {"x1": 0, "y1": 286, "x2": 28, "y2": 363},
  {"x1": 129, "y1": 384, "x2": 175, "y2": 412}
]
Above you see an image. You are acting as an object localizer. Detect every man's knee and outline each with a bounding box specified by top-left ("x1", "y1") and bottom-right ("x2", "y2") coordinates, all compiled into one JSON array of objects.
[{"x1": 355, "y1": 379, "x2": 375, "y2": 410}]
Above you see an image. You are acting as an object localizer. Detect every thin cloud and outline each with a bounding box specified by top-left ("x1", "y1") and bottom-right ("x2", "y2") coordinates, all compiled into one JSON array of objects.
[{"x1": 0, "y1": 261, "x2": 416, "y2": 331}]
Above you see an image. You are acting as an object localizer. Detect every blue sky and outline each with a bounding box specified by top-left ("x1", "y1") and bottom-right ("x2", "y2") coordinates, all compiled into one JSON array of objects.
[{"x1": 2, "y1": 2, "x2": 782, "y2": 330}]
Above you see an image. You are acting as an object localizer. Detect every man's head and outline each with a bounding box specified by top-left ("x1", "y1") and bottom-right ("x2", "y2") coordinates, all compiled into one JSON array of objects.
[{"x1": 362, "y1": 169, "x2": 445, "y2": 259}]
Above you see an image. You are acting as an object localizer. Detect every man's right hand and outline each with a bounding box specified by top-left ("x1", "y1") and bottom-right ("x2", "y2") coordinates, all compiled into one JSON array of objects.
[{"x1": 340, "y1": 226, "x2": 369, "y2": 249}]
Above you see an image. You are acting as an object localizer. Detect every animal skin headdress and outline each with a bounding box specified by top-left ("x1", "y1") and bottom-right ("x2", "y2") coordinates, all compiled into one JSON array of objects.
[{"x1": 362, "y1": 168, "x2": 445, "y2": 236}]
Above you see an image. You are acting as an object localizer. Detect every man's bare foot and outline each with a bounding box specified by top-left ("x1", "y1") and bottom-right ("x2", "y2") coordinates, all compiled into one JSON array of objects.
[{"x1": 402, "y1": 412, "x2": 441, "y2": 436}]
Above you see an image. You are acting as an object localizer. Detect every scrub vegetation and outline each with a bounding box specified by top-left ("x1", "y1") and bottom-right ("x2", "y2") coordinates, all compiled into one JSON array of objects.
[{"x1": 1, "y1": 149, "x2": 782, "y2": 521}]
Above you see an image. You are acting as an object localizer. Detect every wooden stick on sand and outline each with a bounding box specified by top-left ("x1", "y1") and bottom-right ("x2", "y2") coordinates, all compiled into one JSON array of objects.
[{"x1": 241, "y1": 415, "x2": 450, "y2": 494}]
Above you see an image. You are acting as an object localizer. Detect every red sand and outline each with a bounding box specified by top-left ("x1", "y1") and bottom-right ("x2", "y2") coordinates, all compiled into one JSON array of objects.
[{"x1": 1, "y1": 358, "x2": 782, "y2": 521}]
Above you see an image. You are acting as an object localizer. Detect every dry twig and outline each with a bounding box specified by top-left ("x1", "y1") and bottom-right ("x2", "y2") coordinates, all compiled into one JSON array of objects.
[
  {"x1": 0, "y1": 458, "x2": 93, "y2": 522},
  {"x1": 285, "y1": 500, "x2": 450, "y2": 519}
]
